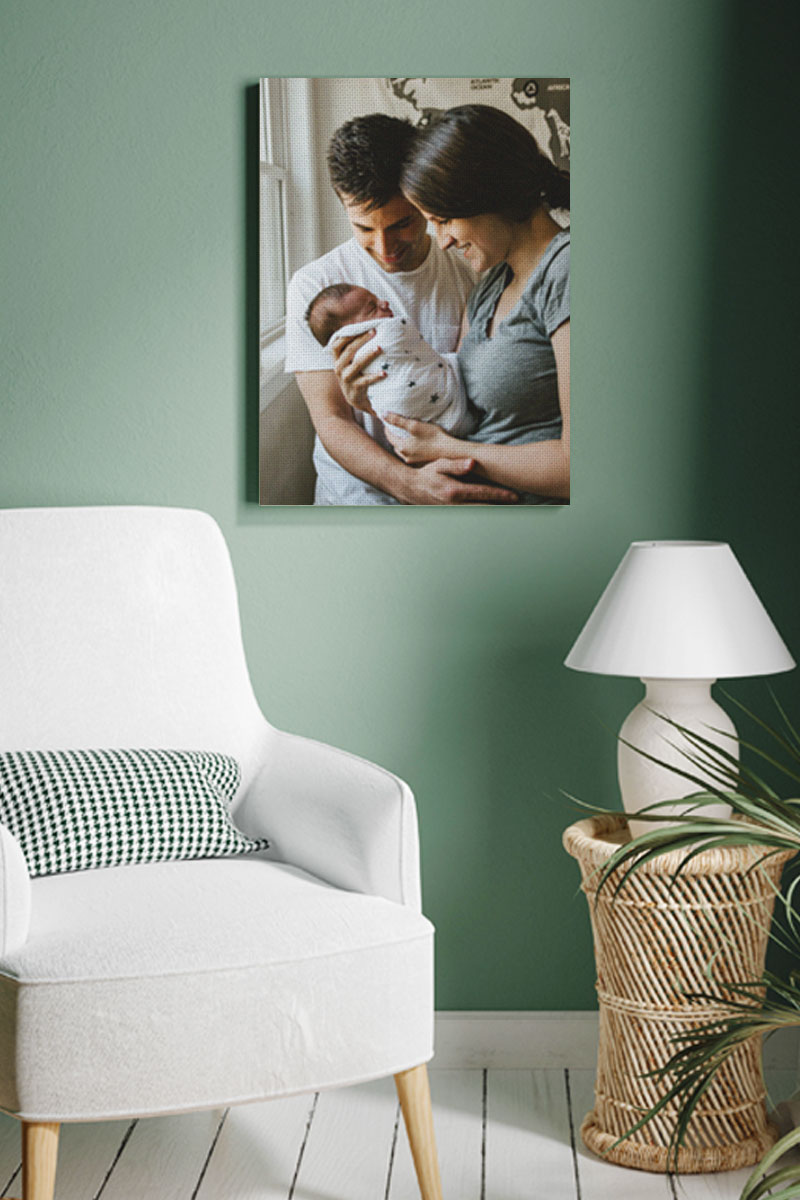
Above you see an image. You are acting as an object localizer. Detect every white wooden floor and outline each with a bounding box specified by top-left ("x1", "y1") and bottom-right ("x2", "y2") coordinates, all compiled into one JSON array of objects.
[{"x1": 0, "y1": 1068, "x2": 792, "y2": 1199}]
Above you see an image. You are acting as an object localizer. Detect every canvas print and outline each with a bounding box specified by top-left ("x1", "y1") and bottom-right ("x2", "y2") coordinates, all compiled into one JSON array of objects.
[{"x1": 259, "y1": 77, "x2": 570, "y2": 506}]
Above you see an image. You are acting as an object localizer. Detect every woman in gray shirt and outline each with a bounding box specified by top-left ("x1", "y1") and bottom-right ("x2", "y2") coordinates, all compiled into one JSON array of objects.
[{"x1": 387, "y1": 105, "x2": 570, "y2": 504}]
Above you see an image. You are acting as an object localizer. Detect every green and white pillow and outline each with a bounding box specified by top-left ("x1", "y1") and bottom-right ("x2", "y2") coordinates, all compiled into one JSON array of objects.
[{"x1": 0, "y1": 748, "x2": 269, "y2": 878}]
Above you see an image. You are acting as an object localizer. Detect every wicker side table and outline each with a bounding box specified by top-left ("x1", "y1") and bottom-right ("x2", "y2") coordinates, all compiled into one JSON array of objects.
[{"x1": 563, "y1": 814, "x2": 794, "y2": 1174}]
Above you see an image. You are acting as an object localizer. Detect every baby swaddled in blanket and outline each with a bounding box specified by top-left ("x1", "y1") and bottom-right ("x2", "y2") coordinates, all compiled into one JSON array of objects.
[{"x1": 305, "y1": 283, "x2": 475, "y2": 438}]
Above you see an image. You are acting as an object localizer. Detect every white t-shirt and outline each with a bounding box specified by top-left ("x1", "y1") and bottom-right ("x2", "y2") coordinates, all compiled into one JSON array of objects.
[{"x1": 285, "y1": 236, "x2": 476, "y2": 505}]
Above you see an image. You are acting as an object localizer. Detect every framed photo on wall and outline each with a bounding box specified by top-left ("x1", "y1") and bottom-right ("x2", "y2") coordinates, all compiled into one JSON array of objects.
[{"x1": 259, "y1": 77, "x2": 570, "y2": 506}]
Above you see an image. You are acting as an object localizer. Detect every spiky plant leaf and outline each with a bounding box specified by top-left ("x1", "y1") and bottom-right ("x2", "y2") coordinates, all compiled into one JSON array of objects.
[{"x1": 741, "y1": 1126, "x2": 800, "y2": 1200}]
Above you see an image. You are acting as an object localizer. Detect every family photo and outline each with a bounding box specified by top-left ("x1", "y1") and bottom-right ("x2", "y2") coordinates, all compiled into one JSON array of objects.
[{"x1": 259, "y1": 77, "x2": 571, "y2": 506}]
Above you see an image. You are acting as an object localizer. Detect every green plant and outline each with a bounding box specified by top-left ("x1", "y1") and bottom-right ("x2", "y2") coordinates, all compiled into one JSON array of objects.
[{"x1": 578, "y1": 692, "x2": 800, "y2": 1198}]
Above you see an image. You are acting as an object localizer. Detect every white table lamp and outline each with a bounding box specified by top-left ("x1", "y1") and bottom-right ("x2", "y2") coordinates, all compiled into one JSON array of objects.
[{"x1": 565, "y1": 541, "x2": 795, "y2": 837}]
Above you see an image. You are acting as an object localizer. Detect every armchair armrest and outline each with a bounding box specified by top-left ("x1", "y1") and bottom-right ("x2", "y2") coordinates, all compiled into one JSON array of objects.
[
  {"x1": 0, "y1": 824, "x2": 31, "y2": 956},
  {"x1": 237, "y1": 729, "x2": 422, "y2": 910}
]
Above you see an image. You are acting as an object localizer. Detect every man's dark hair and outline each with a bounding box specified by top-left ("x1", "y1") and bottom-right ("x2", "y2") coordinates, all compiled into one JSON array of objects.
[{"x1": 327, "y1": 114, "x2": 417, "y2": 211}]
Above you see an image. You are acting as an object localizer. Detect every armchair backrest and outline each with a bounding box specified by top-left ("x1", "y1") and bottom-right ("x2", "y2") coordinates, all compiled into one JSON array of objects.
[{"x1": 0, "y1": 507, "x2": 269, "y2": 795}]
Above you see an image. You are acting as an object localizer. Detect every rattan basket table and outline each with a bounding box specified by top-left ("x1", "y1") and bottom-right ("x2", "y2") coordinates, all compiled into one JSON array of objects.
[{"x1": 563, "y1": 814, "x2": 794, "y2": 1174}]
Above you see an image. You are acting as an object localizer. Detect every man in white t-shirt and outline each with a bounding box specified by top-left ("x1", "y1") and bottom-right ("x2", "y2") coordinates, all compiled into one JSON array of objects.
[{"x1": 284, "y1": 114, "x2": 519, "y2": 505}]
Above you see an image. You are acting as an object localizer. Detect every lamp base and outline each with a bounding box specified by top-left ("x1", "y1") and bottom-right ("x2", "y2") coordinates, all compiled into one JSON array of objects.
[{"x1": 618, "y1": 679, "x2": 736, "y2": 840}]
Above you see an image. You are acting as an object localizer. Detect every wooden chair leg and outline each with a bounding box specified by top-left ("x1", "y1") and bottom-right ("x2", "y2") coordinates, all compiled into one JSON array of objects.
[
  {"x1": 394, "y1": 1064, "x2": 443, "y2": 1200},
  {"x1": 22, "y1": 1122, "x2": 60, "y2": 1200}
]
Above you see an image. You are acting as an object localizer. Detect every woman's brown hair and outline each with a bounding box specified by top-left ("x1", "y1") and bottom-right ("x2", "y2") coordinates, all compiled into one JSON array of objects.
[{"x1": 401, "y1": 104, "x2": 569, "y2": 222}]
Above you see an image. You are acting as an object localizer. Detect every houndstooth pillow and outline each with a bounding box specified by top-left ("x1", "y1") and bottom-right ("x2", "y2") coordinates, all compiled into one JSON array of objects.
[{"x1": 0, "y1": 748, "x2": 269, "y2": 878}]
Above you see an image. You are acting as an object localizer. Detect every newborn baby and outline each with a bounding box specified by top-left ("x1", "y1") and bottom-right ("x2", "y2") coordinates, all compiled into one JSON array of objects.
[{"x1": 305, "y1": 283, "x2": 474, "y2": 437}]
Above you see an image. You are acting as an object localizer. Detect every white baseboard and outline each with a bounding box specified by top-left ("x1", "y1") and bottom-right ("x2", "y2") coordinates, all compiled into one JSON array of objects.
[
  {"x1": 433, "y1": 1011, "x2": 598, "y2": 1069},
  {"x1": 433, "y1": 1011, "x2": 800, "y2": 1072}
]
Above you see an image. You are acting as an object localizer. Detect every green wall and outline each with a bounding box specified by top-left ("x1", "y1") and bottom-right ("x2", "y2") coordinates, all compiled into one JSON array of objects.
[{"x1": 3, "y1": 0, "x2": 798, "y2": 1009}]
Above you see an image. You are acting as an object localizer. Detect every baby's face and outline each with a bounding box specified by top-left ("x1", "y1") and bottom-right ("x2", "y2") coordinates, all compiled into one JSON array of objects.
[{"x1": 338, "y1": 287, "x2": 394, "y2": 325}]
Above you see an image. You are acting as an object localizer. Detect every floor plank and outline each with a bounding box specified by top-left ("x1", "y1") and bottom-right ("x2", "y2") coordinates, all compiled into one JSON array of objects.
[
  {"x1": 0, "y1": 1065, "x2": 791, "y2": 1199},
  {"x1": 670, "y1": 1069, "x2": 798, "y2": 1200},
  {"x1": 25, "y1": 1120, "x2": 134, "y2": 1199},
  {"x1": 484, "y1": 1069, "x2": 576, "y2": 1200},
  {"x1": 98, "y1": 1109, "x2": 223, "y2": 1199},
  {"x1": 194, "y1": 1092, "x2": 316, "y2": 1199},
  {"x1": 293, "y1": 1078, "x2": 398, "y2": 1200},
  {"x1": 567, "y1": 1066, "x2": 800, "y2": 1200},
  {"x1": 0, "y1": 1117, "x2": 134, "y2": 1200},
  {"x1": 568, "y1": 1068, "x2": 679, "y2": 1200},
  {"x1": 0, "y1": 1114, "x2": 23, "y2": 1196},
  {"x1": 389, "y1": 1069, "x2": 484, "y2": 1200}
]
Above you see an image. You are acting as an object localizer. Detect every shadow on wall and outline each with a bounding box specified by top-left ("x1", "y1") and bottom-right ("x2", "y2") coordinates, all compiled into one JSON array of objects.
[
  {"x1": 245, "y1": 85, "x2": 261, "y2": 506},
  {"x1": 393, "y1": 584, "x2": 637, "y2": 1011},
  {"x1": 690, "y1": 0, "x2": 800, "y2": 993},
  {"x1": 694, "y1": 0, "x2": 800, "y2": 659}
]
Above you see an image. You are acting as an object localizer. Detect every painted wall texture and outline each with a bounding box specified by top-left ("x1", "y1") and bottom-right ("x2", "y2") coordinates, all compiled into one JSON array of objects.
[{"x1": 2, "y1": 0, "x2": 798, "y2": 1008}]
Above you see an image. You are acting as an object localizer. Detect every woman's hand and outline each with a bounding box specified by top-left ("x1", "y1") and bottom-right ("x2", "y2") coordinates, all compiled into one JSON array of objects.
[
  {"x1": 384, "y1": 413, "x2": 466, "y2": 465},
  {"x1": 331, "y1": 329, "x2": 385, "y2": 415}
]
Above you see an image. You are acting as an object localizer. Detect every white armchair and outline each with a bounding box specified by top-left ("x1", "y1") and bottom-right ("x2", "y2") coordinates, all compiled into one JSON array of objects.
[{"x1": 0, "y1": 506, "x2": 441, "y2": 1200}]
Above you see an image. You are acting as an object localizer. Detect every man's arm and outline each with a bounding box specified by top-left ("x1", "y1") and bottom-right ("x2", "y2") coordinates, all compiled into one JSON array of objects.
[{"x1": 295, "y1": 371, "x2": 519, "y2": 505}]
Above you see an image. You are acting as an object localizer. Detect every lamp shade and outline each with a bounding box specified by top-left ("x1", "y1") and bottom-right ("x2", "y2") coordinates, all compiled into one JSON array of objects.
[{"x1": 565, "y1": 541, "x2": 795, "y2": 679}]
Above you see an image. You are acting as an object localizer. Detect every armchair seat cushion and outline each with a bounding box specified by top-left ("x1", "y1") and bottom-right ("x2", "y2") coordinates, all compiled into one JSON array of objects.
[{"x1": 0, "y1": 858, "x2": 434, "y2": 1122}]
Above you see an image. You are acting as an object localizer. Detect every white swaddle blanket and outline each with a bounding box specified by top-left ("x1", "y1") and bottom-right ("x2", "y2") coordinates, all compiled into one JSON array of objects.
[{"x1": 329, "y1": 317, "x2": 473, "y2": 437}]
